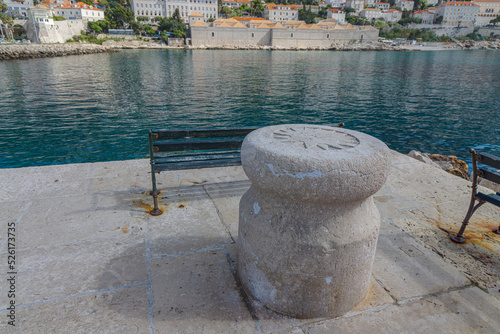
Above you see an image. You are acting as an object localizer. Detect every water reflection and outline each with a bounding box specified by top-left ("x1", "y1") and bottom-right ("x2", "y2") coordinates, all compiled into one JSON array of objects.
[{"x1": 0, "y1": 49, "x2": 498, "y2": 168}]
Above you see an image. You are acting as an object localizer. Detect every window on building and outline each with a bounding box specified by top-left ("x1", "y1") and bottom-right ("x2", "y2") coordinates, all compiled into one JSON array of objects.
[
  {"x1": 212, "y1": 32, "x2": 214, "y2": 36},
  {"x1": 291, "y1": 33, "x2": 293, "y2": 37},
  {"x1": 252, "y1": 32, "x2": 254, "y2": 37}
]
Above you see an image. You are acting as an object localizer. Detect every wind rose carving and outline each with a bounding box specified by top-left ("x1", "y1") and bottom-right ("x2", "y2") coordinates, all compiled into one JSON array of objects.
[{"x1": 272, "y1": 126, "x2": 360, "y2": 151}]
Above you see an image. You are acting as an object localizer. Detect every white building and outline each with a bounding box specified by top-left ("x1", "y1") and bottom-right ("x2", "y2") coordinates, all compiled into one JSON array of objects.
[
  {"x1": 131, "y1": 0, "x2": 218, "y2": 23},
  {"x1": 329, "y1": 0, "x2": 347, "y2": 8},
  {"x1": 412, "y1": 9, "x2": 435, "y2": 23},
  {"x1": 53, "y1": 2, "x2": 104, "y2": 23},
  {"x1": 4, "y1": 0, "x2": 34, "y2": 18},
  {"x1": 396, "y1": 0, "x2": 414, "y2": 11},
  {"x1": 220, "y1": 0, "x2": 250, "y2": 7},
  {"x1": 436, "y1": 1, "x2": 480, "y2": 27},
  {"x1": 377, "y1": 2, "x2": 389, "y2": 10},
  {"x1": 364, "y1": 0, "x2": 377, "y2": 8},
  {"x1": 382, "y1": 9, "x2": 402, "y2": 22},
  {"x1": 27, "y1": 4, "x2": 54, "y2": 25},
  {"x1": 345, "y1": 0, "x2": 364, "y2": 13},
  {"x1": 327, "y1": 8, "x2": 346, "y2": 24},
  {"x1": 474, "y1": 0, "x2": 500, "y2": 26},
  {"x1": 360, "y1": 8, "x2": 383, "y2": 20},
  {"x1": 263, "y1": 4, "x2": 298, "y2": 23}
]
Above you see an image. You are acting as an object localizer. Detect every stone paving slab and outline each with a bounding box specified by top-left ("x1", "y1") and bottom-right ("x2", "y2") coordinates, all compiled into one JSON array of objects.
[
  {"x1": 151, "y1": 250, "x2": 256, "y2": 334},
  {"x1": 302, "y1": 286, "x2": 500, "y2": 334},
  {"x1": 373, "y1": 221, "x2": 470, "y2": 301},
  {"x1": 0, "y1": 285, "x2": 150, "y2": 334},
  {"x1": 0, "y1": 163, "x2": 92, "y2": 202},
  {"x1": 0, "y1": 235, "x2": 146, "y2": 309},
  {"x1": 148, "y1": 186, "x2": 233, "y2": 257},
  {"x1": 0, "y1": 151, "x2": 498, "y2": 333}
]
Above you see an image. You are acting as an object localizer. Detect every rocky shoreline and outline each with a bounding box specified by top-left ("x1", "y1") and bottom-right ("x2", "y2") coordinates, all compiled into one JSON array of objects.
[
  {"x1": 1, "y1": 39, "x2": 499, "y2": 60},
  {"x1": 0, "y1": 43, "x2": 116, "y2": 60}
]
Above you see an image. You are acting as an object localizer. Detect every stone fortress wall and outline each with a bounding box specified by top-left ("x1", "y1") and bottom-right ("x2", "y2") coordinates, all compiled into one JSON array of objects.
[{"x1": 189, "y1": 18, "x2": 379, "y2": 48}]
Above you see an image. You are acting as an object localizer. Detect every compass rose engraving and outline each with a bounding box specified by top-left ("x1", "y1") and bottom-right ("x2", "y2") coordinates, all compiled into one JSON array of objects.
[{"x1": 272, "y1": 126, "x2": 360, "y2": 151}]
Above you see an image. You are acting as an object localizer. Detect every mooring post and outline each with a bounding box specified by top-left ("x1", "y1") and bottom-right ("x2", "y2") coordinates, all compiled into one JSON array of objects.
[{"x1": 237, "y1": 124, "x2": 391, "y2": 318}]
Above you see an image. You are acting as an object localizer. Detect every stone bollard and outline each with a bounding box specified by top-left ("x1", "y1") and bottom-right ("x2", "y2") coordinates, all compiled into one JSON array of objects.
[{"x1": 237, "y1": 124, "x2": 391, "y2": 318}]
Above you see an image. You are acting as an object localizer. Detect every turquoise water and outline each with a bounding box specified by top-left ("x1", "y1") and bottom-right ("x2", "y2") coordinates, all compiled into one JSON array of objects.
[{"x1": 0, "y1": 49, "x2": 499, "y2": 168}]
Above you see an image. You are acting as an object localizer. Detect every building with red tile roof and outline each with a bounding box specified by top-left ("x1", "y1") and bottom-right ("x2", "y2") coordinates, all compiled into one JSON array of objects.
[
  {"x1": 474, "y1": 0, "x2": 500, "y2": 26},
  {"x1": 436, "y1": 1, "x2": 479, "y2": 27},
  {"x1": 263, "y1": 4, "x2": 299, "y2": 23},
  {"x1": 52, "y1": 1, "x2": 104, "y2": 22}
]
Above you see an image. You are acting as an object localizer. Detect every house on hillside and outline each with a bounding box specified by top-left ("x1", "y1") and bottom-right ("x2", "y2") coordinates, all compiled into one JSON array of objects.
[
  {"x1": 436, "y1": 1, "x2": 479, "y2": 27},
  {"x1": 263, "y1": 4, "x2": 299, "y2": 23},
  {"x1": 412, "y1": 9, "x2": 435, "y2": 24},
  {"x1": 474, "y1": 0, "x2": 500, "y2": 26},
  {"x1": 131, "y1": 0, "x2": 218, "y2": 23},
  {"x1": 327, "y1": 8, "x2": 346, "y2": 24},
  {"x1": 52, "y1": 2, "x2": 104, "y2": 23},
  {"x1": 396, "y1": 0, "x2": 414, "y2": 11},
  {"x1": 3, "y1": 0, "x2": 34, "y2": 18},
  {"x1": 383, "y1": 9, "x2": 402, "y2": 23},
  {"x1": 360, "y1": 8, "x2": 383, "y2": 20},
  {"x1": 377, "y1": 2, "x2": 389, "y2": 10}
]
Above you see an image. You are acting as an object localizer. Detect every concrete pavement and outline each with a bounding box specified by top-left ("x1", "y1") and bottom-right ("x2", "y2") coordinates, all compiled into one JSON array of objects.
[{"x1": 0, "y1": 151, "x2": 498, "y2": 333}]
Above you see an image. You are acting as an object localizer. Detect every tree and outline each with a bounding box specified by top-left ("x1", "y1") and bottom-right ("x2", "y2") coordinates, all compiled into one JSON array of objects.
[
  {"x1": 88, "y1": 19, "x2": 110, "y2": 34},
  {"x1": 491, "y1": 16, "x2": 500, "y2": 26},
  {"x1": 318, "y1": 8, "x2": 327, "y2": 19},
  {"x1": 251, "y1": 0, "x2": 264, "y2": 17},
  {"x1": 172, "y1": 8, "x2": 182, "y2": 23},
  {"x1": 0, "y1": 1, "x2": 14, "y2": 40},
  {"x1": 105, "y1": 1, "x2": 134, "y2": 28},
  {"x1": 155, "y1": 16, "x2": 187, "y2": 35},
  {"x1": 0, "y1": 0, "x2": 7, "y2": 12},
  {"x1": 137, "y1": 16, "x2": 148, "y2": 21},
  {"x1": 299, "y1": 5, "x2": 316, "y2": 24},
  {"x1": 413, "y1": 0, "x2": 428, "y2": 11},
  {"x1": 80, "y1": 0, "x2": 93, "y2": 5},
  {"x1": 220, "y1": 6, "x2": 232, "y2": 18}
]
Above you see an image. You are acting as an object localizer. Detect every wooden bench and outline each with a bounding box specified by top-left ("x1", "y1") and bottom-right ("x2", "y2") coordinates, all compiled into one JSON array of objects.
[
  {"x1": 450, "y1": 149, "x2": 500, "y2": 243},
  {"x1": 148, "y1": 124, "x2": 343, "y2": 215}
]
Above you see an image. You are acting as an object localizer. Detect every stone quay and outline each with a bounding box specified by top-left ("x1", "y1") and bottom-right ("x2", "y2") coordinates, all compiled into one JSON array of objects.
[{"x1": 237, "y1": 124, "x2": 391, "y2": 318}]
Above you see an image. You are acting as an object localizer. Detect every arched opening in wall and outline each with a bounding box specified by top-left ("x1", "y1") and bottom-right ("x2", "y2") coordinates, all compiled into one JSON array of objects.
[
  {"x1": 212, "y1": 32, "x2": 214, "y2": 37},
  {"x1": 327, "y1": 34, "x2": 330, "y2": 38},
  {"x1": 291, "y1": 33, "x2": 293, "y2": 37},
  {"x1": 252, "y1": 33, "x2": 254, "y2": 37},
  {"x1": 361, "y1": 34, "x2": 364, "y2": 40}
]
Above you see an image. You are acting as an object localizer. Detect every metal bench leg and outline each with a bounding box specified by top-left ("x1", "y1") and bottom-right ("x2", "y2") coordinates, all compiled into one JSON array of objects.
[
  {"x1": 450, "y1": 200, "x2": 485, "y2": 243},
  {"x1": 149, "y1": 130, "x2": 163, "y2": 216},
  {"x1": 150, "y1": 171, "x2": 163, "y2": 216}
]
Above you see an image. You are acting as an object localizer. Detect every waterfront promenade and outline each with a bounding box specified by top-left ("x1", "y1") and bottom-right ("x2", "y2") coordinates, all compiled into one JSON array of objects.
[{"x1": 0, "y1": 150, "x2": 499, "y2": 333}]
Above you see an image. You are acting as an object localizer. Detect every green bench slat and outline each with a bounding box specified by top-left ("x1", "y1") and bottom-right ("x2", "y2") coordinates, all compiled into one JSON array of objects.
[
  {"x1": 478, "y1": 152, "x2": 500, "y2": 170},
  {"x1": 154, "y1": 152, "x2": 241, "y2": 164},
  {"x1": 154, "y1": 139, "x2": 244, "y2": 152},
  {"x1": 476, "y1": 192, "x2": 500, "y2": 207},
  {"x1": 151, "y1": 127, "x2": 260, "y2": 140},
  {"x1": 154, "y1": 158, "x2": 242, "y2": 171},
  {"x1": 479, "y1": 168, "x2": 500, "y2": 184}
]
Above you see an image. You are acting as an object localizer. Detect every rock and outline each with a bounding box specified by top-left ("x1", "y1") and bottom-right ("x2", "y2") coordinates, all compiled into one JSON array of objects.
[{"x1": 408, "y1": 150, "x2": 469, "y2": 180}]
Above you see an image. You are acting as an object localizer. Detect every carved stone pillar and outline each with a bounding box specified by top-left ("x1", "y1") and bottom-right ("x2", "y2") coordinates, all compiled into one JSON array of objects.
[{"x1": 238, "y1": 124, "x2": 391, "y2": 318}]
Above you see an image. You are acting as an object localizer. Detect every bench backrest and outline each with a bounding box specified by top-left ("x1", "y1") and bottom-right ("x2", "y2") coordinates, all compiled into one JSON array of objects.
[
  {"x1": 477, "y1": 152, "x2": 500, "y2": 185},
  {"x1": 149, "y1": 127, "x2": 260, "y2": 172}
]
